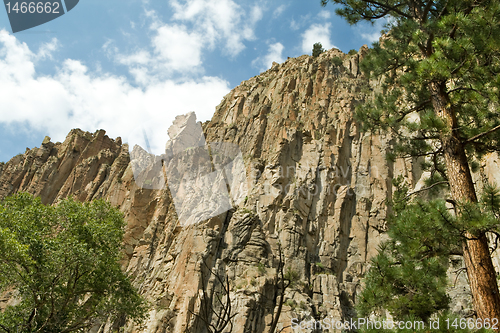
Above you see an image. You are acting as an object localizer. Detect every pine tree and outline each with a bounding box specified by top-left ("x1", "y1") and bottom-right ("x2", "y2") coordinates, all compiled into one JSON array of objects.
[
  {"x1": 321, "y1": 0, "x2": 500, "y2": 324},
  {"x1": 358, "y1": 177, "x2": 500, "y2": 331},
  {"x1": 312, "y1": 42, "x2": 324, "y2": 57},
  {"x1": 357, "y1": 177, "x2": 453, "y2": 322}
]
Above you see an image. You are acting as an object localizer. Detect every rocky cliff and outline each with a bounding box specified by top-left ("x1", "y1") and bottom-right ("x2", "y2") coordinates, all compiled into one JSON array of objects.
[{"x1": 1, "y1": 47, "x2": 499, "y2": 332}]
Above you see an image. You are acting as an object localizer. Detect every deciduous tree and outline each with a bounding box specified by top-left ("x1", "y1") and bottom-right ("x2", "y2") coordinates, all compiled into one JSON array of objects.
[{"x1": 0, "y1": 193, "x2": 147, "y2": 332}]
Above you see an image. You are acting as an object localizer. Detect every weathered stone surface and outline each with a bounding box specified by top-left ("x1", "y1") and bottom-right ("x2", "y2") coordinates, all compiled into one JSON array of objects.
[{"x1": 0, "y1": 46, "x2": 493, "y2": 332}]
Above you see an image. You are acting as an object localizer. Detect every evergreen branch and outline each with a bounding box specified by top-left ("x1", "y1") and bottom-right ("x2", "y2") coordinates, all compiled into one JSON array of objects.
[
  {"x1": 432, "y1": 153, "x2": 448, "y2": 181},
  {"x1": 449, "y1": 2, "x2": 479, "y2": 40},
  {"x1": 449, "y1": 57, "x2": 470, "y2": 76},
  {"x1": 447, "y1": 86, "x2": 488, "y2": 98},
  {"x1": 0, "y1": 324, "x2": 11, "y2": 333},
  {"x1": 399, "y1": 148, "x2": 442, "y2": 159},
  {"x1": 323, "y1": 0, "x2": 411, "y2": 19},
  {"x1": 409, "y1": 134, "x2": 440, "y2": 141},
  {"x1": 436, "y1": 0, "x2": 449, "y2": 20},
  {"x1": 421, "y1": 0, "x2": 434, "y2": 23},
  {"x1": 464, "y1": 124, "x2": 500, "y2": 144},
  {"x1": 363, "y1": 0, "x2": 411, "y2": 19},
  {"x1": 396, "y1": 98, "x2": 431, "y2": 122}
]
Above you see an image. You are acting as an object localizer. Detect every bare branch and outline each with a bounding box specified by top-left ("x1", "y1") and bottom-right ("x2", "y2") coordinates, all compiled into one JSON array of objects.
[
  {"x1": 404, "y1": 181, "x2": 449, "y2": 199},
  {"x1": 464, "y1": 124, "x2": 500, "y2": 144}
]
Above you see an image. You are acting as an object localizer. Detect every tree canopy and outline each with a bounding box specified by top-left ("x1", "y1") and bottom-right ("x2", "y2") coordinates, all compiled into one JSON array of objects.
[{"x1": 0, "y1": 193, "x2": 147, "y2": 332}]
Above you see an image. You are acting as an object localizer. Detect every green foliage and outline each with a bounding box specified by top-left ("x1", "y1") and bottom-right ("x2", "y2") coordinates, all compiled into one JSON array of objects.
[
  {"x1": 284, "y1": 299, "x2": 297, "y2": 308},
  {"x1": 0, "y1": 193, "x2": 147, "y2": 332},
  {"x1": 335, "y1": 0, "x2": 500, "y2": 160},
  {"x1": 348, "y1": 49, "x2": 357, "y2": 55},
  {"x1": 358, "y1": 177, "x2": 500, "y2": 321},
  {"x1": 284, "y1": 268, "x2": 300, "y2": 287},
  {"x1": 312, "y1": 42, "x2": 324, "y2": 57},
  {"x1": 358, "y1": 182, "x2": 453, "y2": 321},
  {"x1": 481, "y1": 182, "x2": 500, "y2": 219},
  {"x1": 330, "y1": 56, "x2": 343, "y2": 66},
  {"x1": 257, "y1": 262, "x2": 266, "y2": 275}
]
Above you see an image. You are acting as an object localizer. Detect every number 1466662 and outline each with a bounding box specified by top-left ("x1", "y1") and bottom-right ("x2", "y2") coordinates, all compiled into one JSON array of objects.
[{"x1": 5, "y1": 2, "x2": 60, "y2": 14}]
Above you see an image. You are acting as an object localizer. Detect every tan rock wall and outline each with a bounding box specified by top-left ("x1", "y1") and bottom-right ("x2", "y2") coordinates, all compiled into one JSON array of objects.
[{"x1": 0, "y1": 47, "x2": 486, "y2": 332}]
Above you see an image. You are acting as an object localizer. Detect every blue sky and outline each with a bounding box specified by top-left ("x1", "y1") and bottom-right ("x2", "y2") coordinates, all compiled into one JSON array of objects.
[{"x1": 0, "y1": 0, "x2": 383, "y2": 162}]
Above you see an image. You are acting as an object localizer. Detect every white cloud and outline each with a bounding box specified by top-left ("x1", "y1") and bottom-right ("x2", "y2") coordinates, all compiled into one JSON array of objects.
[
  {"x1": 318, "y1": 10, "x2": 331, "y2": 20},
  {"x1": 301, "y1": 23, "x2": 335, "y2": 54},
  {"x1": 36, "y1": 38, "x2": 59, "y2": 60},
  {"x1": 153, "y1": 24, "x2": 204, "y2": 72},
  {"x1": 273, "y1": 5, "x2": 287, "y2": 18},
  {"x1": 116, "y1": 50, "x2": 151, "y2": 67},
  {"x1": 105, "y1": 18, "x2": 206, "y2": 85},
  {"x1": 290, "y1": 14, "x2": 311, "y2": 31},
  {"x1": 250, "y1": 6, "x2": 263, "y2": 24},
  {"x1": 169, "y1": 0, "x2": 262, "y2": 57},
  {"x1": 108, "y1": 1, "x2": 263, "y2": 87},
  {"x1": 252, "y1": 42, "x2": 285, "y2": 71},
  {"x1": 360, "y1": 30, "x2": 381, "y2": 43},
  {"x1": 0, "y1": 1, "x2": 266, "y2": 157},
  {"x1": 0, "y1": 30, "x2": 230, "y2": 155},
  {"x1": 357, "y1": 19, "x2": 390, "y2": 44}
]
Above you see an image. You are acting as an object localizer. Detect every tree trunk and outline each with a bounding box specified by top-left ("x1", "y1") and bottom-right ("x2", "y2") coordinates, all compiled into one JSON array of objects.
[{"x1": 429, "y1": 82, "x2": 500, "y2": 326}]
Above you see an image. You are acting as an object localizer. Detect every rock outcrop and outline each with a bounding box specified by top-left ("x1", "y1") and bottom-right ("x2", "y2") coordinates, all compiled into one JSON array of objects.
[{"x1": 1, "y1": 47, "x2": 498, "y2": 332}]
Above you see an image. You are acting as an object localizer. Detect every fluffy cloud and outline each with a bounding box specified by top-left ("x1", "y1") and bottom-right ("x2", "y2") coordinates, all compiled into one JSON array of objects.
[
  {"x1": 252, "y1": 42, "x2": 285, "y2": 71},
  {"x1": 36, "y1": 38, "x2": 59, "y2": 60},
  {"x1": 360, "y1": 30, "x2": 381, "y2": 44},
  {"x1": 108, "y1": 0, "x2": 264, "y2": 86},
  {"x1": 318, "y1": 10, "x2": 331, "y2": 20},
  {"x1": 153, "y1": 24, "x2": 204, "y2": 71},
  {"x1": 0, "y1": 0, "x2": 268, "y2": 158},
  {"x1": 169, "y1": 0, "x2": 263, "y2": 57},
  {"x1": 301, "y1": 23, "x2": 335, "y2": 54},
  {"x1": 0, "y1": 30, "x2": 230, "y2": 155},
  {"x1": 357, "y1": 18, "x2": 389, "y2": 44}
]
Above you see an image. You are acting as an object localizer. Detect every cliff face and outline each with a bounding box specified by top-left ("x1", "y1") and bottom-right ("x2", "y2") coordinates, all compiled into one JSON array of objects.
[{"x1": 1, "y1": 48, "x2": 498, "y2": 332}]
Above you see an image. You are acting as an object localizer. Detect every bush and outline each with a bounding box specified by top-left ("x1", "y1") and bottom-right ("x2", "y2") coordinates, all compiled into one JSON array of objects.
[{"x1": 331, "y1": 56, "x2": 343, "y2": 66}]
